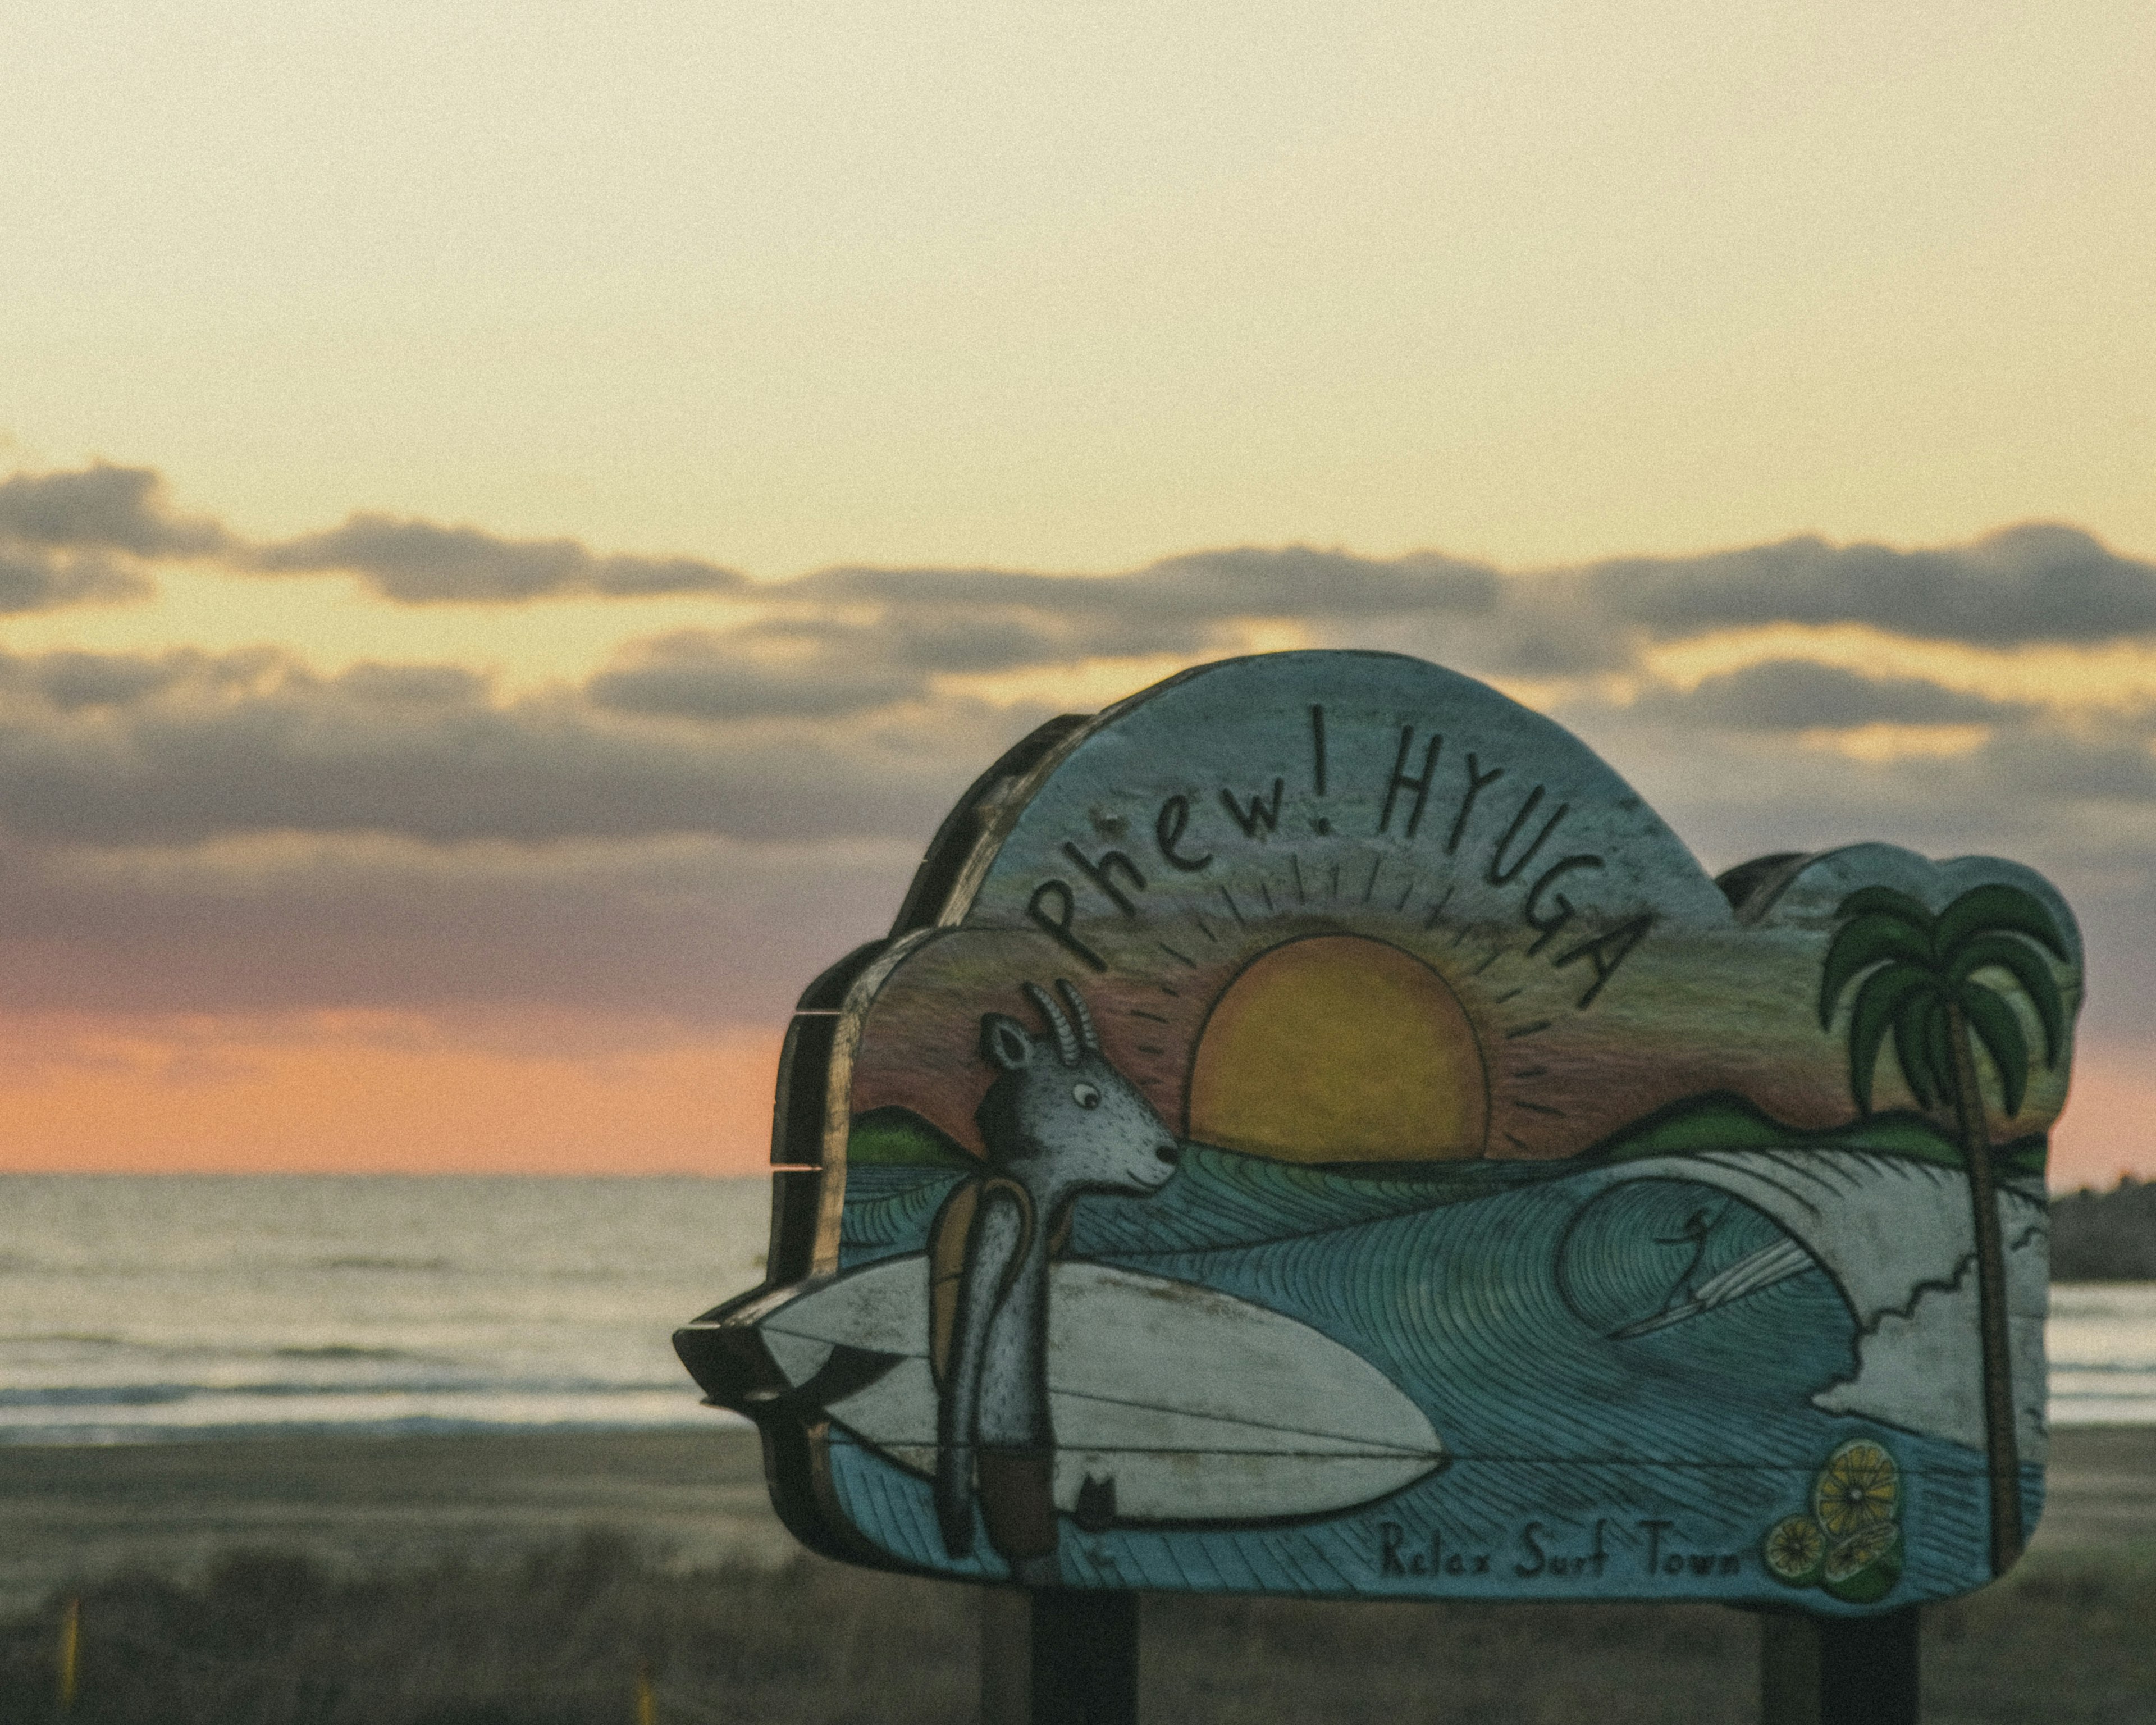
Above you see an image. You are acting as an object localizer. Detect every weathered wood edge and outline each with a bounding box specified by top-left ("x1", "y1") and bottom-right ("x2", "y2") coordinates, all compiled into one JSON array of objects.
[
  {"x1": 893, "y1": 713, "x2": 1097, "y2": 935},
  {"x1": 921, "y1": 654, "x2": 1424, "y2": 928},
  {"x1": 807, "y1": 929, "x2": 945, "y2": 1274}
]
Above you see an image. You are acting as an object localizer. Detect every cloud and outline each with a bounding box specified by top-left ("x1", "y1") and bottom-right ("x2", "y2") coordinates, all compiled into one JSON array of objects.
[
  {"x1": 1577, "y1": 524, "x2": 2156, "y2": 646},
  {"x1": 765, "y1": 527, "x2": 2156, "y2": 686},
  {"x1": 784, "y1": 547, "x2": 1502, "y2": 671},
  {"x1": 15, "y1": 459, "x2": 2156, "y2": 664},
  {"x1": 0, "y1": 460, "x2": 746, "y2": 606},
  {"x1": 0, "y1": 832, "x2": 914, "y2": 1022},
  {"x1": 0, "y1": 462, "x2": 224, "y2": 614},
  {"x1": 1538, "y1": 698, "x2": 2156, "y2": 1045},
  {"x1": 1980, "y1": 718, "x2": 2156, "y2": 806},
  {"x1": 0, "y1": 546, "x2": 153, "y2": 615},
  {"x1": 0, "y1": 463, "x2": 227, "y2": 557},
  {"x1": 4, "y1": 635, "x2": 2127, "y2": 869},
  {"x1": 573, "y1": 551, "x2": 1499, "y2": 707},
  {"x1": 1634, "y1": 660, "x2": 2034, "y2": 731},
  {"x1": 250, "y1": 513, "x2": 746, "y2": 603},
  {"x1": 0, "y1": 645, "x2": 286, "y2": 709},
  {"x1": 0, "y1": 646, "x2": 975, "y2": 846},
  {"x1": 0, "y1": 832, "x2": 918, "y2": 1030},
  {"x1": 587, "y1": 626, "x2": 930, "y2": 721},
  {"x1": 798, "y1": 546, "x2": 1500, "y2": 623},
  {"x1": 1, "y1": 637, "x2": 2154, "y2": 1043},
  {"x1": 234, "y1": 516, "x2": 2156, "y2": 661},
  {"x1": 1322, "y1": 525, "x2": 2156, "y2": 678},
  {"x1": 1589, "y1": 715, "x2": 2151, "y2": 874}
]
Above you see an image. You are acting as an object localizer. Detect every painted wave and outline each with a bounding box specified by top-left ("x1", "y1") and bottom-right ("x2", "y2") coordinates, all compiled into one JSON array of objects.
[{"x1": 830, "y1": 1130, "x2": 2025, "y2": 1604}]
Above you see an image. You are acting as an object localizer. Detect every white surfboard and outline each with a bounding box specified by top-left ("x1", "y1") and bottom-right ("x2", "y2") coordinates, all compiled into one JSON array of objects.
[
  {"x1": 1606, "y1": 1235, "x2": 1815, "y2": 1339},
  {"x1": 756, "y1": 1256, "x2": 1445, "y2": 1523}
]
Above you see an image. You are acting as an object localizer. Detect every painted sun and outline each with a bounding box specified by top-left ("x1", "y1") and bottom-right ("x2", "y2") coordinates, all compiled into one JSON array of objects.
[{"x1": 1186, "y1": 935, "x2": 1491, "y2": 1163}]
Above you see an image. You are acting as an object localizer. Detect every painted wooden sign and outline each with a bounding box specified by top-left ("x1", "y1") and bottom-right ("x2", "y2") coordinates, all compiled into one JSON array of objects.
[{"x1": 675, "y1": 650, "x2": 2081, "y2": 1613}]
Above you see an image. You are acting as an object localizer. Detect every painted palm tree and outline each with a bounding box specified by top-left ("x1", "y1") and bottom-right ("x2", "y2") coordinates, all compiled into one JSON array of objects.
[{"x1": 1818, "y1": 882, "x2": 2068, "y2": 1576}]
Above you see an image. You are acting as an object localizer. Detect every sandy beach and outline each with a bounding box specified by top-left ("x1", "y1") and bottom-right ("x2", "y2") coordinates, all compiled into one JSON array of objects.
[
  {"x1": 0, "y1": 1427, "x2": 791, "y2": 1613},
  {"x1": 2, "y1": 1423, "x2": 2149, "y2": 1613}
]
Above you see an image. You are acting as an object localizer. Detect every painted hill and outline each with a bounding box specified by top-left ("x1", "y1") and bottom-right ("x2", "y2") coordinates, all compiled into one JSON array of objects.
[
  {"x1": 844, "y1": 1092, "x2": 2051, "y2": 1180},
  {"x1": 846, "y1": 1106, "x2": 977, "y2": 1169},
  {"x1": 1583, "y1": 1092, "x2": 2049, "y2": 1181}
]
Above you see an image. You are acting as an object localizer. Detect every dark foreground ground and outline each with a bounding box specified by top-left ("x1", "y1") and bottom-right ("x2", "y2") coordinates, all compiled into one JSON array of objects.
[
  {"x1": 1, "y1": 1538, "x2": 2150, "y2": 1725},
  {"x1": 0, "y1": 1427, "x2": 2149, "y2": 1724}
]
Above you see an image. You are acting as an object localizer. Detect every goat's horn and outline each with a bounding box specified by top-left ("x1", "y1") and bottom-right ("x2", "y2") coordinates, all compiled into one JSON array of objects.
[
  {"x1": 1056, "y1": 980, "x2": 1101, "y2": 1055},
  {"x1": 1022, "y1": 982, "x2": 1080, "y2": 1066}
]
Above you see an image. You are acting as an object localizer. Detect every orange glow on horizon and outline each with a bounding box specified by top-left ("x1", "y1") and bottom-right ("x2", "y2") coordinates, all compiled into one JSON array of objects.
[
  {"x1": 2, "y1": 1008, "x2": 2147, "y2": 1184},
  {"x1": 2047, "y1": 1046, "x2": 2156, "y2": 1192},
  {"x1": 0, "y1": 1012, "x2": 782, "y2": 1175}
]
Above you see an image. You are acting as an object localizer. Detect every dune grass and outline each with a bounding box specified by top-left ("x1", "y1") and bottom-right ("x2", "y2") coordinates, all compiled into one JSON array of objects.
[{"x1": 1, "y1": 1534, "x2": 2148, "y2": 1724}]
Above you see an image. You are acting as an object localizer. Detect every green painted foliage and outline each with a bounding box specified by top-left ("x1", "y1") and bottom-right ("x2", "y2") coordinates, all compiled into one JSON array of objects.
[
  {"x1": 847, "y1": 1106, "x2": 980, "y2": 1169},
  {"x1": 1587, "y1": 1090, "x2": 2047, "y2": 1179},
  {"x1": 1819, "y1": 883, "x2": 2067, "y2": 1127},
  {"x1": 849, "y1": 1094, "x2": 2049, "y2": 1189}
]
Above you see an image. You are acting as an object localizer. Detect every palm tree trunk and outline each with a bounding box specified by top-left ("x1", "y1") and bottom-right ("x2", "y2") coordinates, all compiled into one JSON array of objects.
[{"x1": 1944, "y1": 1000, "x2": 2025, "y2": 1575}]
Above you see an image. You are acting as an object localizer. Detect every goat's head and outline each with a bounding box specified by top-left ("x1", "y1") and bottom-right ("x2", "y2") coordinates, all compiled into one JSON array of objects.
[{"x1": 975, "y1": 980, "x2": 1181, "y2": 1198}]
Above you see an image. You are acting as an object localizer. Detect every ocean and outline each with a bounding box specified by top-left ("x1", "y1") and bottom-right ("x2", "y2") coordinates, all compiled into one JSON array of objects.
[
  {"x1": 0, "y1": 1175, "x2": 2149, "y2": 1445},
  {"x1": 0, "y1": 1176, "x2": 764, "y2": 1444}
]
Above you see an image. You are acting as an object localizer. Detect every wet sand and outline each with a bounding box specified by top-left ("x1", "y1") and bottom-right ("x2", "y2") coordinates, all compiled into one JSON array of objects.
[
  {"x1": 1, "y1": 1423, "x2": 2148, "y2": 1613},
  {"x1": 2030, "y1": 1424, "x2": 2156, "y2": 1557}
]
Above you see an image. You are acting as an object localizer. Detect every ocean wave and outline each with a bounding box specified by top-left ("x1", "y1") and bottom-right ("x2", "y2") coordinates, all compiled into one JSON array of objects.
[
  {"x1": 0, "y1": 1384, "x2": 198, "y2": 1409},
  {"x1": 311, "y1": 1256, "x2": 458, "y2": 1272},
  {"x1": 0, "y1": 1375, "x2": 692, "y2": 1410},
  {"x1": 0, "y1": 1381, "x2": 746, "y2": 1444},
  {"x1": 0, "y1": 1409, "x2": 747, "y2": 1446},
  {"x1": 0, "y1": 1336, "x2": 431, "y2": 1363},
  {"x1": 270, "y1": 1344, "x2": 415, "y2": 1360}
]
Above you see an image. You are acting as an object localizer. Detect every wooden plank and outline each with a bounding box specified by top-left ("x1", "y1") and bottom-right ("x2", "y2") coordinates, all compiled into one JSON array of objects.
[
  {"x1": 892, "y1": 714, "x2": 1094, "y2": 935},
  {"x1": 761, "y1": 1170, "x2": 823, "y2": 1288},
  {"x1": 769, "y1": 1014, "x2": 837, "y2": 1166}
]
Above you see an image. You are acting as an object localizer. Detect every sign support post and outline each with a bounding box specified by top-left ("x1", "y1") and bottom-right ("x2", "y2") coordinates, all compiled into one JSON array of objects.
[
  {"x1": 1761, "y1": 1606, "x2": 1920, "y2": 1725},
  {"x1": 979, "y1": 1589, "x2": 1030, "y2": 1725},
  {"x1": 981, "y1": 1590, "x2": 1138, "y2": 1725}
]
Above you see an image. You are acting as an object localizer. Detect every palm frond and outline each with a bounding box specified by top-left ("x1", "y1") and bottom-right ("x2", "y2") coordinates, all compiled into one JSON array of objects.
[
  {"x1": 1891, "y1": 992, "x2": 1943, "y2": 1112},
  {"x1": 1949, "y1": 934, "x2": 2065, "y2": 1066},
  {"x1": 1935, "y1": 883, "x2": 2068, "y2": 961},
  {"x1": 1960, "y1": 984, "x2": 2033, "y2": 1118},
  {"x1": 1924, "y1": 997, "x2": 1957, "y2": 1115},
  {"x1": 1846, "y1": 966, "x2": 1937, "y2": 1114},
  {"x1": 1819, "y1": 914, "x2": 1935, "y2": 1027}
]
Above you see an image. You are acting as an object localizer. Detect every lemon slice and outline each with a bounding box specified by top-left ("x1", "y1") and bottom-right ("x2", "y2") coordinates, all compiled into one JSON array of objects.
[
  {"x1": 1812, "y1": 1439, "x2": 1901, "y2": 1540},
  {"x1": 1762, "y1": 1514, "x2": 1827, "y2": 1587}
]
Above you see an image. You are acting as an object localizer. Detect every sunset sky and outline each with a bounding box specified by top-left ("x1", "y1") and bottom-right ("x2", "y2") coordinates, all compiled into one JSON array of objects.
[{"x1": 3, "y1": 1, "x2": 2152, "y2": 1183}]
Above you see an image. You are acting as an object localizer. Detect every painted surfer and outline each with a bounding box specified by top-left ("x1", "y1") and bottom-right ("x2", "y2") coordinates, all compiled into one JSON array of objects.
[
  {"x1": 1609, "y1": 1202, "x2": 1815, "y2": 1340},
  {"x1": 1655, "y1": 1207, "x2": 1720, "y2": 1312},
  {"x1": 930, "y1": 980, "x2": 1182, "y2": 1585}
]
